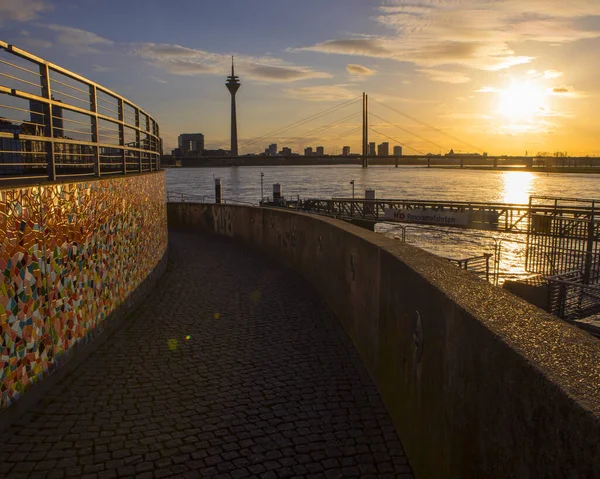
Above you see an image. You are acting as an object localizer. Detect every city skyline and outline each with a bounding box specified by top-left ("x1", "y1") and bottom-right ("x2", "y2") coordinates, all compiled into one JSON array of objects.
[{"x1": 2, "y1": 0, "x2": 599, "y2": 156}]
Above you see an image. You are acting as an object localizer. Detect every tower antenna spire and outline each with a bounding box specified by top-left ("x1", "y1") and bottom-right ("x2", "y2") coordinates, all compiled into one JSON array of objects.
[{"x1": 231, "y1": 56, "x2": 234, "y2": 76}]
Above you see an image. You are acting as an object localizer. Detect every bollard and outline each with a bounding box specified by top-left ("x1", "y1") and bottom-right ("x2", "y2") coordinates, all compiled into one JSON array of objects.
[
  {"x1": 214, "y1": 178, "x2": 222, "y2": 204},
  {"x1": 427, "y1": 157, "x2": 431, "y2": 168},
  {"x1": 395, "y1": 157, "x2": 398, "y2": 168},
  {"x1": 364, "y1": 189, "x2": 376, "y2": 217},
  {"x1": 273, "y1": 184, "x2": 282, "y2": 204}
]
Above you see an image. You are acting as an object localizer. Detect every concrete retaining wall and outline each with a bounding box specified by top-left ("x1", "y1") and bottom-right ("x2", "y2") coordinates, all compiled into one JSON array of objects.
[
  {"x1": 168, "y1": 202, "x2": 600, "y2": 478},
  {"x1": 0, "y1": 172, "x2": 168, "y2": 413}
]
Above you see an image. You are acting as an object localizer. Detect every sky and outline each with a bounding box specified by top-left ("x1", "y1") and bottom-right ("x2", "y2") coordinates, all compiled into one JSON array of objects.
[{"x1": 1, "y1": 0, "x2": 600, "y2": 156}]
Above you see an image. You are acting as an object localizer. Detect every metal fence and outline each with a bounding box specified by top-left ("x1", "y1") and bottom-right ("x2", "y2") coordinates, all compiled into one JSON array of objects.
[
  {"x1": 526, "y1": 196, "x2": 599, "y2": 279},
  {"x1": 0, "y1": 41, "x2": 161, "y2": 182},
  {"x1": 548, "y1": 269, "x2": 600, "y2": 320},
  {"x1": 446, "y1": 254, "x2": 492, "y2": 282}
]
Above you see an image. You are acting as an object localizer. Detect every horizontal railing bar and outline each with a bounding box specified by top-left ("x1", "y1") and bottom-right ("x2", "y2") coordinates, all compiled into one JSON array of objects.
[
  {"x1": 97, "y1": 103, "x2": 120, "y2": 115},
  {"x1": 54, "y1": 151, "x2": 95, "y2": 157},
  {"x1": 0, "y1": 174, "x2": 48, "y2": 180},
  {"x1": 97, "y1": 95, "x2": 119, "y2": 108},
  {"x1": 0, "y1": 59, "x2": 41, "y2": 77},
  {"x1": 55, "y1": 125, "x2": 92, "y2": 136},
  {"x1": 0, "y1": 85, "x2": 10, "y2": 94},
  {"x1": 56, "y1": 172, "x2": 96, "y2": 177},
  {"x1": 0, "y1": 116, "x2": 45, "y2": 127},
  {"x1": 0, "y1": 71, "x2": 40, "y2": 88},
  {"x1": 58, "y1": 116, "x2": 92, "y2": 127},
  {"x1": 49, "y1": 76, "x2": 90, "y2": 96},
  {"x1": 0, "y1": 132, "x2": 12, "y2": 139},
  {"x1": 17, "y1": 134, "x2": 159, "y2": 154},
  {"x1": 0, "y1": 150, "x2": 47, "y2": 155},
  {"x1": 0, "y1": 162, "x2": 47, "y2": 166},
  {"x1": 0, "y1": 103, "x2": 45, "y2": 115},
  {"x1": 50, "y1": 87, "x2": 90, "y2": 105},
  {"x1": 55, "y1": 162, "x2": 96, "y2": 166}
]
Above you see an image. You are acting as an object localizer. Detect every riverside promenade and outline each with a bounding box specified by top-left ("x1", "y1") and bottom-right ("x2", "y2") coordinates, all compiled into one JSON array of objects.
[{"x1": 0, "y1": 231, "x2": 413, "y2": 479}]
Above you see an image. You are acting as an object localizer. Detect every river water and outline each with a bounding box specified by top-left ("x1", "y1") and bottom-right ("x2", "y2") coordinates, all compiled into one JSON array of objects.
[{"x1": 166, "y1": 166, "x2": 599, "y2": 284}]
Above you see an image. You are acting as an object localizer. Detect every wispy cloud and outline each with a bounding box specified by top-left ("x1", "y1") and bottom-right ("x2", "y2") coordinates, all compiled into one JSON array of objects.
[
  {"x1": 130, "y1": 42, "x2": 331, "y2": 82},
  {"x1": 151, "y1": 76, "x2": 168, "y2": 84},
  {"x1": 346, "y1": 64, "x2": 377, "y2": 76},
  {"x1": 418, "y1": 68, "x2": 470, "y2": 84},
  {"x1": 92, "y1": 65, "x2": 112, "y2": 72},
  {"x1": 294, "y1": 0, "x2": 600, "y2": 72},
  {"x1": 19, "y1": 37, "x2": 53, "y2": 49},
  {"x1": 40, "y1": 24, "x2": 113, "y2": 54},
  {"x1": 0, "y1": 0, "x2": 50, "y2": 22},
  {"x1": 284, "y1": 84, "x2": 358, "y2": 101}
]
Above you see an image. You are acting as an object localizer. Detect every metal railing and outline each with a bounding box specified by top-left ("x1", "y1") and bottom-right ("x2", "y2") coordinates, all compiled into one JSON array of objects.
[
  {"x1": 446, "y1": 254, "x2": 492, "y2": 282},
  {"x1": 166, "y1": 191, "x2": 258, "y2": 206},
  {"x1": 0, "y1": 41, "x2": 162, "y2": 182},
  {"x1": 548, "y1": 269, "x2": 600, "y2": 320}
]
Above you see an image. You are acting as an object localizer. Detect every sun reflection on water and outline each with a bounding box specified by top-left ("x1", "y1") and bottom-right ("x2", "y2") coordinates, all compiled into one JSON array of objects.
[{"x1": 501, "y1": 171, "x2": 533, "y2": 204}]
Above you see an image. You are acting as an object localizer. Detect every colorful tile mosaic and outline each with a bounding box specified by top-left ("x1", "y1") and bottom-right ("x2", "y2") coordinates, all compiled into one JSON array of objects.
[{"x1": 0, "y1": 172, "x2": 167, "y2": 410}]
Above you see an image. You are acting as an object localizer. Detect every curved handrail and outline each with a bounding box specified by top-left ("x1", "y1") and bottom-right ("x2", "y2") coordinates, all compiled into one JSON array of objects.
[{"x1": 0, "y1": 41, "x2": 162, "y2": 182}]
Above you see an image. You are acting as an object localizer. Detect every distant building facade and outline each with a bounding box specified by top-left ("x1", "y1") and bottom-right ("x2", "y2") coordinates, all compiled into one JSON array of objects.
[
  {"x1": 267, "y1": 143, "x2": 277, "y2": 156},
  {"x1": 394, "y1": 145, "x2": 403, "y2": 157},
  {"x1": 176, "y1": 133, "x2": 204, "y2": 156},
  {"x1": 342, "y1": 146, "x2": 350, "y2": 156},
  {"x1": 281, "y1": 147, "x2": 292, "y2": 156},
  {"x1": 368, "y1": 142, "x2": 376, "y2": 156},
  {"x1": 377, "y1": 142, "x2": 389, "y2": 156},
  {"x1": 304, "y1": 147, "x2": 313, "y2": 156},
  {"x1": 316, "y1": 146, "x2": 324, "y2": 155}
]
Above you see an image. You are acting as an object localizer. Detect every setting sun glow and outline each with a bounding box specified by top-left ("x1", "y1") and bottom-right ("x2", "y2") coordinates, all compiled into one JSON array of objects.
[{"x1": 497, "y1": 82, "x2": 547, "y2": 121}]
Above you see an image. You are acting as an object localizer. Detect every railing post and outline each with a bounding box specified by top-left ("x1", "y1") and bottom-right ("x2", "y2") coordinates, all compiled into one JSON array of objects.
[
  {"x1": 39, "y1": 63, "x2": 55, "y2": 180},
  {"x1": 135, "y1": 106, "x2": 142, "y2": 173},
  {"x1": 118, "y1": 98, "x2": 126, "y2": 175},
  {"x1": 89, "y1": 85, "x2": 100, "y2": 177}
]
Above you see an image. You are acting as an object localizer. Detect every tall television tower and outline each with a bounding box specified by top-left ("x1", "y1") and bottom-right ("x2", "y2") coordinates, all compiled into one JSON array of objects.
[{"x1": 225, "y1": 56, "x2": 240, "y2": 156}]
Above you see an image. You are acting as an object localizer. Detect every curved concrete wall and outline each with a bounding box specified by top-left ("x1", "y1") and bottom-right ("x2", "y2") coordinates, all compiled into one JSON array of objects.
[
  {"x1": 1, "y1": 172, "x2": 167, "y2": 412},
  {"x1": 168, "y1": 202, "x2": 600, "y2": 479}
]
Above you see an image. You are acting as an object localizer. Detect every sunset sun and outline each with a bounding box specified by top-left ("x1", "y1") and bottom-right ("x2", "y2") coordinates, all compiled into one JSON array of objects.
[{"x1": 496, "y1": 82, "x2": 548, "y2": 121}]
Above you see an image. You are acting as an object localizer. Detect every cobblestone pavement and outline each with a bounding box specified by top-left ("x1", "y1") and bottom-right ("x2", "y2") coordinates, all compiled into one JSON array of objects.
[{"x1": 0, "y1": 231, "x2": 414, "y2": 479}]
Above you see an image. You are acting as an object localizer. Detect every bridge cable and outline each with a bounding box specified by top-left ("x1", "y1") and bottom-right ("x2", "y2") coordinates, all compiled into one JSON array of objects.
[
  {"x1": 370, "y1": 96, "x2": 484, "y2": 153},
  {"x1": 319, "y1": 126, "x2": 363, "y2": 148},
  {"x1": 369, "y1": 128, "x2": 426, "y2": 155},
  {"x1": 239, "y1": 96, "x2": 361, "y2": 149},
  {"x1": 369, "y1": 112, "x2": 447, "y2": 152},
  {"x1": 279, "y1": 112, "x2": 361, "y2": 147}
]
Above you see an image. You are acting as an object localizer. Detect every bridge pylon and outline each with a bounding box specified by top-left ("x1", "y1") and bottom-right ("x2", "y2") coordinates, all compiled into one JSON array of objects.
[{"x1": 362, "y1": 92, "x2": 369, "y2": 168}]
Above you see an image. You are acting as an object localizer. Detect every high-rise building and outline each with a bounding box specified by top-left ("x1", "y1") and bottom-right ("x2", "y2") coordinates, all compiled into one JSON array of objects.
[
  {"x1": 178, "y1": 133, "x2": 204, "y2": 154},
  {"x1": 30, "y1": 99, "x2": 63, "y2": 137},
  {"x1": 281, "y1": 147, "x2": 292, "y2": 156},
  {"x1": 316, "y1": 146, "x2": 324, "y2": 155},
  {"x1": 342, "y1": 146, "x2": 350, "y2": 156},
  {"x1": 268, "y1": 143, "x2": 277, "y2": 156},
  {"x1": 377, "y1": 142, "x2": 389, "y2": 156},
  {"x1": 225, "y1": 57, "x2": 241, "y2": 156},
  {"x1": 304, "y1": 147, "x2": 313, "y2": 156},
  {"x1": 368, "y1": 142, "x2": 376, "y2": 156},
  {"x1": 394, "y1": 145, "x2": 403, "y2": 157}
]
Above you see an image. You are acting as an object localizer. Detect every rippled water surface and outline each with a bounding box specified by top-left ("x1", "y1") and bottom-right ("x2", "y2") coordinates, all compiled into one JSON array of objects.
[{"x1": 167, "y1": 166, "x2": 599, "y2": 283}]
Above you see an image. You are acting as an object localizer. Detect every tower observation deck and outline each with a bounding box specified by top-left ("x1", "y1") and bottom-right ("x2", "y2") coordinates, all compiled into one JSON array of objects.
[{"x1": 225, "y1": 57, "x2": 240, "y2": 156}]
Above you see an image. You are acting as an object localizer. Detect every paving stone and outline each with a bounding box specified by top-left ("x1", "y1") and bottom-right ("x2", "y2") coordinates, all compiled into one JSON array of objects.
[{"x1": 0, "y1": 232, "x2": 413, "y2": 478}]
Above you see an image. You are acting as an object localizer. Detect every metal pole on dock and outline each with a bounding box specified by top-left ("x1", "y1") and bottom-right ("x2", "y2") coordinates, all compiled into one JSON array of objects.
[
  {"x1": 214, "y1": 178, "x2": 222, "y2": 204},
  {"x1": 260, "y1": 172, "x2": 264, "y2": 202}
]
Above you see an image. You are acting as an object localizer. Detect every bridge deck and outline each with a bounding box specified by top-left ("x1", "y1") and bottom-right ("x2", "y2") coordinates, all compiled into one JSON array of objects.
[{"x1": 0, "y1": 231, "x2": 413, "y2": 478}]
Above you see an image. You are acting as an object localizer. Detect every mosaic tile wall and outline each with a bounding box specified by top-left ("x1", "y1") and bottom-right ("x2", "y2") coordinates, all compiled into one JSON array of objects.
[{"x1": 0, "y1": 172, "x2": 167, "y2": 410}]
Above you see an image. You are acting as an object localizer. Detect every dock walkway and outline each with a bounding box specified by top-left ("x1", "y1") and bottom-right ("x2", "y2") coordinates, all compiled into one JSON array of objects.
[{"x1": 0, "y1": 231, "x2": 413, "y2": 479}]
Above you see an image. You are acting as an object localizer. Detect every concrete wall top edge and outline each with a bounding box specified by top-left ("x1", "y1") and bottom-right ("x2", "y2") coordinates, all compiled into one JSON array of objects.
[
  {"x1": 0, "y1": 170, "x2": 165, "y2": 192},
  {"x1": 188, "y1": 203, "x2": 600, "y2": 417}
]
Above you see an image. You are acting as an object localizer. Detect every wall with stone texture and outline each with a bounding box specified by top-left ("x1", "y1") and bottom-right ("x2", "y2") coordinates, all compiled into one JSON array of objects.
[
  {"x1": 168, "y1": 202, "x2": 600, "y2": 479},
  {"x1": 0, "y1": 172, "x2": 167, "y2": 411}
]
